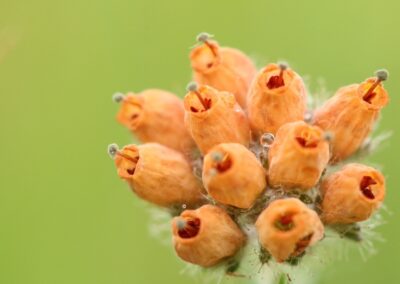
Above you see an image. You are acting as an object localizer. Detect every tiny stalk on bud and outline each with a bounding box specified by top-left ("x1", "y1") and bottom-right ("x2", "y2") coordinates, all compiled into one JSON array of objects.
[
  {"x1": 211, "y1": 151, "x2": 232, "y2": 173},
  {"x1": 267, "y1": 62, "x2": 288, "y2": 89},
  {"x1": 112, "y1": 92, "x2": 125, "y2": 103},
  {"x1": 323, "y1": 131, "x2": 334, "y2": 142},
  {"x1": 196, "y1": 32, "x2": 217, "y2": 57},
  {"x1": 118, "y1": 151, "x2": 139, "y2": 175},
  {"x1": 108, "y1": 143, "x2": 119, "y2": 158},
  {"x1": 363, "y1": 69, "x2": 389, "y2": 104},
  {"x1": 186, "y1": 82, "x2": 212, "y2": 112},
  {"x1": 176, "y1": 217, "x2": 201, "y2": 239},
  {"x1": 304, "y1": 111, "x2": 313, "y2": 124}
]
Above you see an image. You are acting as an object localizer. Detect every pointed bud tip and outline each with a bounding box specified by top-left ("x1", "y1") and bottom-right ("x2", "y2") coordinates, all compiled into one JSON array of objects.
[
  {"x1": 323, "y1": 131, "x2": 334, "y2": 142},
  {"x1": 211, "y1": 151, "x2": 224, "y2": 162},
  {"x1": 112, "y1": 92, "x2": 125, "y2": 103},
  {"x1": 176, "y1": 218, "x2": 187, "y2": 230},
  {"x1": 108, "y1": 143, "x2": 119, "y2": 158},
  {"x1": 278, "y1": 61, "x2": 289, "y2": 70},
  {"x1": 304, "y1": 111, "x2": 313, "y2": 123},
  {"x1": 376, "y1": 69, "x2": 389, "y2": 81},
  {"x1": 196, "y1": 32, "x2": 213, "y2": 43},
  {"x1": 186, "y1": 81, "x2": 199, "y2": 92}
]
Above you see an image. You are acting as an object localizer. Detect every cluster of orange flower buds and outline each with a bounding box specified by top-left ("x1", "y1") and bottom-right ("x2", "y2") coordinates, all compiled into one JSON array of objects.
[{"x1": 109, "y1": 33, "x2": 389, "y2": 272}]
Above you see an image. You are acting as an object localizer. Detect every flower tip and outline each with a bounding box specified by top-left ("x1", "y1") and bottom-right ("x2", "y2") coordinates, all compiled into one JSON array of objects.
[
  {"x1": 108, "y1": 143, "x2": 119, "y2": 158},
  {"x1": 323, "y1": 131, "x2": 334, "y2": 142},
  {"x1": 376, "y1": 69, "x2": 389, "y2": 82},
  {"x1": 186, "y1": 81, "x2": 199, "y2": 92},
  {"x1": 278, "y1": 61, "x2": 289, "y2": 70},
  {"x1": 176, "y1": 218, "x2": 187, "y2": 230},
  {"x1": 112, "y1": 92, "x2": 125, "y2": 103},
  {"x1": 210, "y1": 151, "x2": 224, "y2": 162},
  {"x1": 196, "y1": 32, "x2": 213, "y2": 43},
  {"x1": 304, "y1": 111, "x2": 313, "y2": 124}
]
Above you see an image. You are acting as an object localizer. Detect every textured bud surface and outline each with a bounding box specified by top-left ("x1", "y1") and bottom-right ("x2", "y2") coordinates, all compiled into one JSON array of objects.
[
  {"x1": 183, "y1": 85, "x2": 250, "y2": 154},
  {"x1": 268, "y1": 121, "x2": 330, "y2": 190},
  {"x1": 321, "y1": 163, "x2": 385, "y2": 224},
  {"x1": 190, "y1": 37, "x2": 257, "y2": 108},
  {"x1": 202, "y1": 143, "x2": 266, "y2": 208},
  {"x1": 314, "y1": 77, "x2": 388, "y2": 162},
  {"x1": 247, "y1": 63, "x2": 307, "y2": 136},
  {"x1": 113, "y1": 143, "x2": 204, "y2": 207},
  {"x1": 172, "y1": 205, "x2": 246, "y2": 267},
  {"x1": 115, "y1": 89, "x2": 194, "y2": 153}
]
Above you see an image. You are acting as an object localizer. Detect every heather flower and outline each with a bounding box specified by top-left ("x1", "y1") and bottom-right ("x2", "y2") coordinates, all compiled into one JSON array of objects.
[
  {"x1": 247, "y1": 62, "x2": 307, "y2": 136},
  {"x1": 183, "y1": 83, "x2": 250, "y2": 154},
  {"x1": 320, "y1": 163, "x2": 385, "y2": 224},
  {"x1": 313, "y1": 70, "x2": 389, "y2": 162},
  {"x1": 172, "y1": 205, "x2": 246, "y2": 267},
  {"x1": 256, "y1": 198, "x2": 324, "y2": 263},
  {"x1": 113, "y1": 89, "x2": 194, "y2": 153},
  {"x1": 190, "y1": 33, "x2": 257, "y2": 109},
  {"x1": 202, "y1": 143, "x2": 266, "y2": 209},
  {"x1": 108, "y1": 32, "x2": 391, "y2": 284},
  {"x1": 268, "y1": 121, "x2": 330, "y2": 190},
  {"x1": 108, "y1": 143, "x2": 204, "y2": 207}
]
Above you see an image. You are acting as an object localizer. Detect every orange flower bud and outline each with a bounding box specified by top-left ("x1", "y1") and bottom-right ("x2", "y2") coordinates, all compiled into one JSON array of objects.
[
  {"x1": 184, "y1": 84, "x2": 250, "y2": 154},
  {"x1": 255, "y1": 198, "x2": 324, "y2": 263},
  {"x1": 268, "y1": 121, "x2": 330, "y2": 190},
  {"x1": 172, "y1": 204, "x2": 246, "y2": 267},
  {"x1": 114, "y1": 89, "x2": 194, "y2": 153},
  {"x1": 320, "y1": 163, "x2": 385, "y2": 224},
  {"x1": 202, "y1": 143, "x2": 266, "y2": 209},
  {"x1": 313, "y1": 70, "x2": 389, "y2": 162},
  {"x1": 109, "y1": 143, "x2": 204, "y2": 207},
  {"x1": 190, "y1": 33, "x2": 257, "y2": 109},
  {"x1": 247, "y1": 63, "x2": 307, "y2": 136}
]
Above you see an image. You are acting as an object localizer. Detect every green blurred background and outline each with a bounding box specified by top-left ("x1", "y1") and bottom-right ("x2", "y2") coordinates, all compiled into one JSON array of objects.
[{"x1": 0, "y1": 0, "x2": 399, "y2": 283}]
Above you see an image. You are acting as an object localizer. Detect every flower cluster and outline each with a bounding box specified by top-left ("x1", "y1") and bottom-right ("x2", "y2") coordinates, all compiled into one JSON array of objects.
[{"x1": 108, "y1": 33, "x2": 389, "y2": 282}]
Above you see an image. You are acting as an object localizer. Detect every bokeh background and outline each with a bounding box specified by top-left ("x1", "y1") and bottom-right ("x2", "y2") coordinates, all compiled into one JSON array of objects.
[{"x1": 1, "y1": 0, "x2": 399, "y2": 283}]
